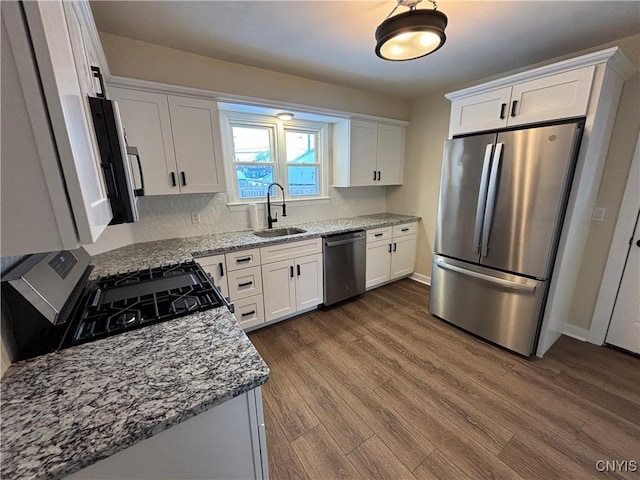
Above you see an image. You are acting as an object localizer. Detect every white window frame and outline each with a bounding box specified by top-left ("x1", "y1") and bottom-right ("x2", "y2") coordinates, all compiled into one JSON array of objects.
[{"x1": 220, "y1": 111, "x2": 329, "y2": 206}]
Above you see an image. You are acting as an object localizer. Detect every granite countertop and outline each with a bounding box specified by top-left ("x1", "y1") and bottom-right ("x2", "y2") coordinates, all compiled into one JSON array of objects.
[
  {"x1": 1, "y1": 308, "x2": 269, "y2": 480},
  {"x1": 91, "y1": 213, "x2": 420, "y2": 278}
]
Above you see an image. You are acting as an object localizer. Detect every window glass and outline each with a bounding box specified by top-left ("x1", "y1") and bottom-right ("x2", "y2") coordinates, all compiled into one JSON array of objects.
[
  {"x1": 285, "y1": 131, "x2": 316, "y2": 164},
  {"x1": 231, "y1": 125, "x2": 275, "y2": 198},
  {"x1": 288, "y1": 165, "x2": 319, "y2": 196},
  {"x1": 222, "y1": 111, "x2": 327, "y2": 203}
]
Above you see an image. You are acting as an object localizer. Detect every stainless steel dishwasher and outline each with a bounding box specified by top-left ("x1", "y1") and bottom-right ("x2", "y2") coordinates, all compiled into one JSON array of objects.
[{"x1": 322, "y1": 230, "x2": 366, "y2": 307}]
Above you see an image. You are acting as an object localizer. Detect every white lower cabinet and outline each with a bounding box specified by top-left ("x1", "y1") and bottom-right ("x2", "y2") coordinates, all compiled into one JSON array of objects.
[
  {"x1": 197, "y1": 254, "x2": 229, "y2": 298},
  {"x1": 66, "y1": 387, "x2": 268, "y2": 479},
  {"x1": 366, "y1": 223, "x2": 417, "y2": 290},
  {"x1": 234, "y1": 294, "x2": 265, "y2": 330},
  {"x1": 261, "y1": 253, "x2": 323, "y2": 322}
]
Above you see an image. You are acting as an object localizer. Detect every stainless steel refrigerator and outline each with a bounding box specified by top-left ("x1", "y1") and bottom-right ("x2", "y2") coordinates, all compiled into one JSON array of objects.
[{"x1": 429, "y1": 121, "x2": 584, "y2": 356}]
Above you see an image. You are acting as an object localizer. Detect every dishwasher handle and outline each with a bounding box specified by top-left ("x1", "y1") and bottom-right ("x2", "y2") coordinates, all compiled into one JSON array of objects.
[{"x1": 325, "y1": 238, "x2": 363, "y2": 247}]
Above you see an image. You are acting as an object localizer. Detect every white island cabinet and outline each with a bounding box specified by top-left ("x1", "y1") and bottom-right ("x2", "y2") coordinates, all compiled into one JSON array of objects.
[
  {"x1": 1, "y1": 0, "x2": 112, "y2": 256},
  {"x1": 66, "y1": 387, "x2": 268, "y2": 480}
]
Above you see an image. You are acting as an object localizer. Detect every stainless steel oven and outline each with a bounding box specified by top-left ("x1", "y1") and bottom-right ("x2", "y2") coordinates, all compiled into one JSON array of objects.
[{"x1": 2, "y1": 248, "x2": 231, "y2": 361}]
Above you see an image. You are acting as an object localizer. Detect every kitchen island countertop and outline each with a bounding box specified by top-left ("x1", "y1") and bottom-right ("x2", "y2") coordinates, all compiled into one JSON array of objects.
[
  {"x1": 90, "y1": 213, "x2": 420, "y2": 278},
  {"x1": 1, "y1": 307, "x2": 269, "y2": 480}
]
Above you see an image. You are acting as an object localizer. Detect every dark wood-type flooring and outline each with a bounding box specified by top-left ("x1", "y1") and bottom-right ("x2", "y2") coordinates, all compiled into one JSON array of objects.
[{"x1": 248, "y1": 279, "x2": 640, "y2": 480}]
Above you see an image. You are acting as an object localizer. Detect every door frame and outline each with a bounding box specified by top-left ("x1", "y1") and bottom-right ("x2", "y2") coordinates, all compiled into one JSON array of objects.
[{"x1": 588, "y1": 133, "x2": 640, "y2": 345}]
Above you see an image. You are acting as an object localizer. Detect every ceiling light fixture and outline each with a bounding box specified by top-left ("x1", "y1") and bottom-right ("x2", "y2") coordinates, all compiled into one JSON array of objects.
[
  {"x1": 276, "y1": 112, "x2": 294, "y2": 121},
  {"x1": 375, "y1": 0, "x2": 448, "y2": 61}
]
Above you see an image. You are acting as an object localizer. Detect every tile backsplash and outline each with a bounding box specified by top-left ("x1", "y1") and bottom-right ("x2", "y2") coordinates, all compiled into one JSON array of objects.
[{"x1": 86, "y1": 187, "x2": 386, "y2": 254}]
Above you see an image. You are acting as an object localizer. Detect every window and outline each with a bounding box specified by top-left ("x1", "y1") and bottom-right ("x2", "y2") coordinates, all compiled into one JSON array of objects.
[{"x1": 221, "y1": 111, "x2": 328, "y2": 204}]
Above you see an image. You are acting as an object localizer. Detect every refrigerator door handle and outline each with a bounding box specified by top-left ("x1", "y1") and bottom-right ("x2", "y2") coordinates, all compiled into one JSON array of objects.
[
  {"x1": 481, "y1": 142, "x2": 503, "y2": 257},
  {"x1": 435, "y1": 259, "x2": 536, "y2": 292},
  {"x1": 474, "y1": 144, "x2": 494, "y2": 254}
]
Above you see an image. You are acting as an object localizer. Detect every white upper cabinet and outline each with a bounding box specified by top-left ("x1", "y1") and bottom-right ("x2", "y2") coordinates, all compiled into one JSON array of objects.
[
  {"x1": 109, "y1": 87, "x2": 226, "y2": 196},
  {"x1": 1, "y1": 0, "x2": 112, "y2": 255},
  {"x1": 167, "y1": 96, "x2": 225, "y2": 194},
  {"x1": 448, "y1": 66, "x2": 595, "y2": 136},
  {"x1": 333, "y1": 118, "x2": 405, "y2": 187},
  {"x1": 109, "y1": 88, "x2": 178, "y2": 195}
]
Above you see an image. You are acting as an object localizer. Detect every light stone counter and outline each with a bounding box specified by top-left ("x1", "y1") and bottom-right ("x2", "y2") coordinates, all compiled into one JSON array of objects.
[
  {"x1": 90, "y1": 213, "x2": 420, "y2": 278},
  {"x1": 0, "y1": 308, "x2": 269, "y2": 480}
]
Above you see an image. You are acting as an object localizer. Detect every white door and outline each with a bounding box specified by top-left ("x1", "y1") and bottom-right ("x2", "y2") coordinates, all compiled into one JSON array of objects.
[
  {"x1": 196, "y1": 255, "x2": 229, "y2": 298},
  {"x1": 262, "y1": 260, "x2": 296, "y2": 322},
  {"x1": 167, "y1": 96, "x2": 225, "y2": 194},
  {"x1": 606, "y1": 213, "x2": 640, "y2": 354},
  {"x1": 366, "y1": 241, "x2": 391, "y2": 289},
  {"x1": 349, "y1": 119, "x2": 378, "y2": 186},
  {"x1": 390, "y1": 234, "x2": 417, "y2": 280},
  {"x1": 295, "y1": 253, "x2": 323, "y2": 311},
  {"x1": 376, "y1": 124, "x2": 404, "y2": 185},
  {"x1": 449, "y1": 87, "x2": 511, "y2": 136},
  {"x1": 109, "y1": 88, "x2": 178, "y2": 196}
]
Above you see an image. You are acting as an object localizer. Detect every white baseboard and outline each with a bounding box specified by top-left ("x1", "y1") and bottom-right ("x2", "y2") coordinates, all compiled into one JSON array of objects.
[
  {"x1": 563, "y1": 324, "x2": 590, "y2": 341},
  {"x1": 410, "y1": 272, "x2": 431, "y2": 286}
]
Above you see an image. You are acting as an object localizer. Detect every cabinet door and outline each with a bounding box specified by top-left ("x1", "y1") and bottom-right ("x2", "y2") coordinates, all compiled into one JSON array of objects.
[
  {"x1": 366, "y1": 241, "x2": 392, "y2": 289},
  {"x1": 109, "y1": 87, "x2": 178, "y2": 196},
  {"x1": 390, "y1": 234, "x2": 417, "y2": 280},
  {"x1": 449, "y1": 87, "x2": 512, "y2": 136},
  {"x1": 508, "y1": 66, "x2": 595, "y2": 127},
  {"x1": 295, "y1": 253, "x2": 323, "y2": 311},
  {"x1": 168, "y1": 95, "x2": 225, "y2": 194},
  {"x1": 197, "y1": 255, "x2": 229, "y2": 298},
  {"x1": 349, "y1": 119, "x2": 378, "y2": 186},
  {"x1": 262, "y1": 260, "x2": 296, "y2": 322},
  {"x1": 376, "y1": 124, "x2": 404, "y2": 185}
]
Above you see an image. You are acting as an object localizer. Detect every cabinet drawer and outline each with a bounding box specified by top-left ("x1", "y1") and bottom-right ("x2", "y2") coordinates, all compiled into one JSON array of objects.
[
  {"x1": 225, "y1": 248, "x2": 261, "y2": 271},
  {"x1": 260, "y1": 238, "x2": 322, "y2": 264},
  {"x1": 234, "y1": 294, "x2": 265, "y2": 330},
  {"x1": 367, "y1": 227, "x2": 392, "y2": 243},
  {"x1": 393, "y1": 223, "x2": 417, "y2": 237},
  {"x1": 227, "y1": 266, "x2": 263, "y2": 301}
]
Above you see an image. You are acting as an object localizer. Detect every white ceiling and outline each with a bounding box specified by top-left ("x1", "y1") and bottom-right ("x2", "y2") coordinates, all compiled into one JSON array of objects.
[{"x1": 90, "y1": 1, "x2": 640, "y2": 99}]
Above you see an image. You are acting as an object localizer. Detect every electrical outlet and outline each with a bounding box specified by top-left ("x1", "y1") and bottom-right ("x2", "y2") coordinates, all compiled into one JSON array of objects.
[
  {"x1": 191, "y1": 212, "x2": 202, "y2": 224},
  {"x1": 352, "y1": 199, "x2": 360, "y2": 207},
  {"x1": 591, "y1": 207, "x2": 606, "y2": 222}
]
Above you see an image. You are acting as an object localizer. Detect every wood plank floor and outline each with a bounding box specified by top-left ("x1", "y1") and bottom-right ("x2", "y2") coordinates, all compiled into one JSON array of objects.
[{"x1": 248, "y1": 279, "x2": 640, "y2": 480}]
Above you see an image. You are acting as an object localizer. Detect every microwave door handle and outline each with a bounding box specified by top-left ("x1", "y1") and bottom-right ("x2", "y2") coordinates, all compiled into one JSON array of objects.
[
  {"x1": 112, "y1": 101, "x2": 140, "y2": 221},
  {"x1": 126, "y1": 146, "x2": 145, "y2": 196},
  {"x1": 474, "y1": 144, "x2": 494, "y2": 255},
  {"x1": 481, "y1": 142, "x2": 503, "y2": 257}
]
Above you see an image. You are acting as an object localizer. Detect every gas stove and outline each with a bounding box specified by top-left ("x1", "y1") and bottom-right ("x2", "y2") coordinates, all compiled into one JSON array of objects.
[
  {"x1": 2, "y1": 249, "x2": 232, "y2": 361},
  {"x1": 73, "y1": 261, "x2": 231, "y2": 346}
]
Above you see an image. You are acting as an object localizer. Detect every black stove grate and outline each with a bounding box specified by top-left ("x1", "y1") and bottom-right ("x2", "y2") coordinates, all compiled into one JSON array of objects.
[{"x1": 71, "y1": 261, "x2": 225, "y2": 345}]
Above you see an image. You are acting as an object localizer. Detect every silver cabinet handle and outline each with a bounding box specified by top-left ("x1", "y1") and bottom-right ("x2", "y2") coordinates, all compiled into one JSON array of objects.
[
  {"x1": 474, "y1": 144, "x2": 494, "y2": 255},
  {"x1": 435, "y1": 259, "x2": 536, "y2": 292},
  {"x1": 481, "y1": 143, "x2": 503, "y2": 257}
]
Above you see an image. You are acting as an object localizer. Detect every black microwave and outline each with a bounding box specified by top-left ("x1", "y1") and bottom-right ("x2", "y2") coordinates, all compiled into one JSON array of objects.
[{"x1": 88, "y1": 66, "x2": 144, "y2": 225}]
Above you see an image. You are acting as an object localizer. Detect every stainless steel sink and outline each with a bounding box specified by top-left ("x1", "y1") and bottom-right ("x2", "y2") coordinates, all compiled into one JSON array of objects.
[{"x1": 253, "y1": 227, "x2": 307, "y2": 238}]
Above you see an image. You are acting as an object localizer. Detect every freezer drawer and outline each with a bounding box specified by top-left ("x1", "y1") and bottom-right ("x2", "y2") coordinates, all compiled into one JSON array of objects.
[{"x1": 429, "y1": 255, "x2": 546, "y2": 356}]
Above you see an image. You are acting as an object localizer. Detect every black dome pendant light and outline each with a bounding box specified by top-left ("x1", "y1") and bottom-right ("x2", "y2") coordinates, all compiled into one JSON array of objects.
[{"x1": 375, "y1": 0, "x2": 448, "y2": 61}]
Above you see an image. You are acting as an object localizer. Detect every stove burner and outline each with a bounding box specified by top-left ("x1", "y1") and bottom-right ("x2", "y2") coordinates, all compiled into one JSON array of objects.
[
  {"x1": 171, "y1": 295, "x2": 200, "y2": 313},
  {"x1": 71, "y1": 261, "x2": 227, "y2": 346}
]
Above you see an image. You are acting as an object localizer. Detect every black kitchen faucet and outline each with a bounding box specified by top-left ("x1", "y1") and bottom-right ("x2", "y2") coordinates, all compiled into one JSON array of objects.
[{"x1": 266, "y1": 182, "x2": 287, "y2": 229}]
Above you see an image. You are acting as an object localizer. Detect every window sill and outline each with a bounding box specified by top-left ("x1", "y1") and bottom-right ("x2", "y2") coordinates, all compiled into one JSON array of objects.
[{"x1": 227, "y1": 196, "x2": 331, "y2": 212}]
